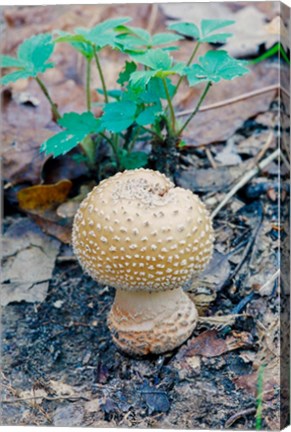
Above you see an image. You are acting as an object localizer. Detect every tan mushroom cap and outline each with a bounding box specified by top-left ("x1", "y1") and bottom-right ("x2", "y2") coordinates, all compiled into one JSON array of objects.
[{"x1": 72, "y1": 168, "x2": 214, "y2": 292}]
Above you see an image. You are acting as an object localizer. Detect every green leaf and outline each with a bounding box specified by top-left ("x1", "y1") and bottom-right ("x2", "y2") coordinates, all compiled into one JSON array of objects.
[
  {"x1": 41, "y1": 112, "x2": 102, "y2": 157},
  {"x1": 168, "y1": 22, "x2": 200, "y2": 39},
  {"x1": 200, "y1": 33, "x2": 233, "y2": 43},
  {"x1": 100, "y1": 101, "x2": 137, "y2": 132},
  {"x1": 119, "y1": 149, "x2": 148, "y2": 170},
  {"x1": 136, "y1": 104, "x2": 162, "y2": 126},
  {"x1": 117, "y1": 61, "x2": 137, "y2": 85},
  {"x1": 201, "y1": 19, "x2": 235, "y2": 38},
  {"x1": 141, "y1": 77, "x2": 175, "y2": 101},
  {"x1": 78, "y1": 17, "x2": 131, "y2": 50},
  {"x1": 117, "y1": 27, "x2": 182, "y2": 51},
  {"x1": 40, "y1": 131, "x2": 86, "y2": 157},
  {"x1": 0, "y1": 33, "x2": 55, "y2": 85},
  {"x1": 58, "y1": 111, "x2": 101, "y2": 132},
  {"x1": 186, "y1": 50, "x2": 249, "y2": 86},
  {"x1": 97, "y1": 88, "x2": 123, "y2": 100},
  {"x1": 0, "y1": 55, "x2": 25, "y2": 68},
  {"x1": 55, "y1": 17, "x2": 131, "y2": 55},
  {"x1": 152, "y1": 32, "x2": 183, "y2": 45},
  {"x1": 131, "y1": 48, "x2": 173, "y2": 70},
  {"x1": 0, "y1": 69, "x2": 31, "y2": 85},
  {"x1": 17, "y1": 33, "x2": 55, "y2": 75},
  {"x1": 129, "y1": 70, "x2": 159, "y2": 88},
  {"x1": 169, "y1": 19, "x2": 235, "y2": 43},
  {"x1": 178, "y1": 140, "x2": 187, "y2": 148},
  {"x1": 96, "y1": 17, "x2": 131, "y2": 32},
  {"x1": 117, "y1": 26, "x2": 151, "y2": 49},
  {"x1": 55, "y1": 31, "x2": 94, "y2": 59}
]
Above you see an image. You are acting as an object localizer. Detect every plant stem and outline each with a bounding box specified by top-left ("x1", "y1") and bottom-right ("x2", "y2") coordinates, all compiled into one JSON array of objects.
[
  {"x1": 81, "y1": 135, "x2": 96, "y2": 167},
  {"x1": 35, "y1": 76, "x2": 61, "y2": 121},
  {"x1": 162, "y1": 78, "x2": 175, "y2": 133},
  {"x1": 255, "y1": 365, "x2": 266, "y2": 430},
  {"x1": 140, "y1": 125, "x2": 162, "y2": 140},
  {"x1": 177, "y1": 81, "x2": 211, "y2": 136},
  {"x1": 187, "y1": 41, "x2": 201, "y2": 66},
  {"x1": 174, "y1": 41, "x2": 201, "y2": 98},
  {"x1": 86, "y1": 59, "x2": 92, "y2": 111},
  {"x1": 100, "y1": 132, "x2": 121, "y2": 169},
  {"x1": 94, "y1": 51, "x2": 108, "y2": 103},
  {"x1": 128, "y1": 126, "x2": 141, "y2": 152}
]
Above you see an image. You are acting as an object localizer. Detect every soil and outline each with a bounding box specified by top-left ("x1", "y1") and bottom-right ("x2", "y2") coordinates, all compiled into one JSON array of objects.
[
  {"x1": 1, "y1": 3, "x2": 289, "y2": 430},
  {"x1": 2, "y1": 110, "x2": 288, "y2": 429}
]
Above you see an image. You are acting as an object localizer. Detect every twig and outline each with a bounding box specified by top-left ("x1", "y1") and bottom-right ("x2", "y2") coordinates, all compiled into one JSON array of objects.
[
  {"x1": 280, "y1": 150, "x2": 290, "y2": 170},
  {"x1": 249, "y1": 132, "x2": 274, "y2": 168},
  {"x1": 225, "y1": 407, "x2": 256, "y2": 428},
  {"x1": 211, "y1": 148, "x2": 280, "y2": 218},
  {"x1": 176, "y1": 84, "x2": 282, "y2": 118},
  {"x1": 231, "y1": 292, "x2": 256, "y2": 314},
  {"x1": 147, "y1": 4, "x2": 158, "y2": 33},
  {"x1": 1, "y1": 394, "x2": 90, "y2": 404},
  {"x1": 259, "y1": 269, "x2": 280, "y2": 294},
  {"x1": 205, "y1": 147, "x2": 217, "y2": 169},
  {"x1": 228, "y1": 202, "x2": 263, "y2": 281}
]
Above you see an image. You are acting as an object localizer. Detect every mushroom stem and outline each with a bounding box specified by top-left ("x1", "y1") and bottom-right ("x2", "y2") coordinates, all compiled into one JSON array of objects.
[{"x1": 108, "y1": 288, "x2": 198, "y2": 356}]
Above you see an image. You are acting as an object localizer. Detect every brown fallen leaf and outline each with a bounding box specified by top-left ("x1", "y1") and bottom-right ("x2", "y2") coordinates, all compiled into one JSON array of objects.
[
  {"x1": 17, "y1": 179, "x2": 72, "y2": 211},
  {"x1": 176, "y1": 161, "x2": 249, "y2": 193},
  {"x1": 2, "y1": 126, "x2": 54, "y2": 186},
  {"x1": 161, "y1": 2, "x2": 234, "y2": 24},
  {"x1": 223, "y1": 8, "x2": 289, "y2": 57},
  {"x1": 233, "y1": 366, "x2": 279, "y2": 401},
  {"x1": 16, "y1": 180, "x2": 74, "y2": 244},
  {"x1": 1, "y1": 218, "x2": 60, "y2": 306},
  {"x1": 56, "y1": 183, "x2": 94, "y2": 219},
  {"x1": 30, "y1": 212, "x2": 72, "y2": 245},
  {"x1": 189, "y1": 250, "x2": 231, "y2": 311},
  {"x1": 181, "y1": 329, "x2": 253, "y2": 358},
  {"x1": 214, "y1": 138, "x2": 242, "y2": 166}
]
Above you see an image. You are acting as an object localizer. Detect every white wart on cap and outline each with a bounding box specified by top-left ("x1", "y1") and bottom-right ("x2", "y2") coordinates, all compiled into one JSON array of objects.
[{"x1": 72, "y1": 168, "x2": 214, "y2": 355}]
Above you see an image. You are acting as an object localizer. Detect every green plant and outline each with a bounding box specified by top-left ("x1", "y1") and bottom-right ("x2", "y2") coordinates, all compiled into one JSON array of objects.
[
  {"x1": 255, "y1": 364, "x2": 266, "y2": 430},
  {"x1": 0, "y1": 17, "x2": 249, "y2": 176}
]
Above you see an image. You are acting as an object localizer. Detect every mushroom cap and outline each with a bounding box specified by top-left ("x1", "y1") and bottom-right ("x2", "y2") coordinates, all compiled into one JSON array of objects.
[{"x1": 72, "y1": 168, "x2": 214, "y2": 291}]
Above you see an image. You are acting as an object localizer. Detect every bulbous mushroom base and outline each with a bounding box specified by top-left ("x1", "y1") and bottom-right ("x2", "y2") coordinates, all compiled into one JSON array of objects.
[{"x1": 108, "y1": 288, "x2": 198, "y2": 356}]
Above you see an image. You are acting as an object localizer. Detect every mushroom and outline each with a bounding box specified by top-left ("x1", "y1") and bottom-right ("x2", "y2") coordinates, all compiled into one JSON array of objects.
[{"x1": 72, "y1": 168, "x2": 214, "y2": 355}]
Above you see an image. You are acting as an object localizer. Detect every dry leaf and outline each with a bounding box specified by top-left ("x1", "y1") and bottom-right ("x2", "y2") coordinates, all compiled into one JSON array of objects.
[
  {"x1": 224, "y1": 8, "x2": 289, "y2": 57},
  {"x1": 1, "y1": 218, "x2": 60, "y2": 306},
  {"x1": 233, "y1": 366, "x2": 279, "y2": 401},
  {"x1": 176, "y1": 161, "x2": 249, "y2": 193},
  {"x1": 53, "y1": 405, "x2": 84, "y2": 427},
  {"x1": 19, "y1": 388, "x2": 48, "y2": 404},
  {"x1": 215, "y1": 138, "x2": 242, "y2": 166},
  {"x1": 161, "y1": 2, "x2": 234, "y2": 24},
  {"x1": 49, "y1": 380, "x2": 77, "y2": 397},
  {"x1": 18, "y1": 180, "x2": 72, "y2": 211},
  {"x1": 85, "y1": 399, "x2": 102, "y2": 413},
  {"x1": 31, "y1": 213, "x2": 72, "y2": 244},
  {"x1": 183, "y1": 329, "x2": 253, "y2": 358},
  {"x1": 2, "y1": 127, "x2": 53, "y2": 186}
]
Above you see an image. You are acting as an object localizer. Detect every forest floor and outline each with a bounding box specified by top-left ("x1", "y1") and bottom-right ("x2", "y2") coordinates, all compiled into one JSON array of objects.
[{"x1": 1, "y1": 2, "x2": 290, "y2": 429}]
